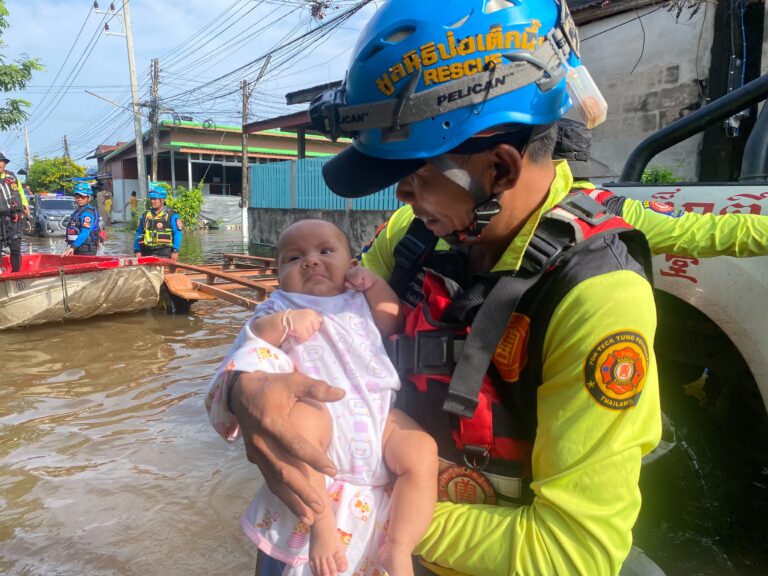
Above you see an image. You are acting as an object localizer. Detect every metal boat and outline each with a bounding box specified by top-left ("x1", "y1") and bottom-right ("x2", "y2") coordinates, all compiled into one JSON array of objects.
[{"x1": 0, "y1": 253, "x2": 165, "y2": 329}]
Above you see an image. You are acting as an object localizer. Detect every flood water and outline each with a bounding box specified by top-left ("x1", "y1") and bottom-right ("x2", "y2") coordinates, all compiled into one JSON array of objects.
[
  {"x1": 1, "y1": 229, "x2": 264, "y2": 575},
  {"x1": 0, "y1": 228, "x2": 764, "y2": 575}
]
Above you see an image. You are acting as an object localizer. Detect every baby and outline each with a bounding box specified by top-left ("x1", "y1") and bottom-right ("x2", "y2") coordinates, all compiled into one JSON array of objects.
[{"x1": 208, "y1": 219, "x2": 437, "y2": 576}]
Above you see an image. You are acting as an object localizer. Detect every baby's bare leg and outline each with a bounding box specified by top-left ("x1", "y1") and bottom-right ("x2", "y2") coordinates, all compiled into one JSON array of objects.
[
  {"x1": 380, "y1": 408, "x2": 439, "y2": 576},
  {"x1": 289, "y1": 400, "x2": 348, "y2": 576}
]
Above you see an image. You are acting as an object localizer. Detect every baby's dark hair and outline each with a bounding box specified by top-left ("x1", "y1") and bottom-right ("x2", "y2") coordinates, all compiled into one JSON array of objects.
[{"x1": 276, "y1": 218, "x2": 353, "y2": 259}]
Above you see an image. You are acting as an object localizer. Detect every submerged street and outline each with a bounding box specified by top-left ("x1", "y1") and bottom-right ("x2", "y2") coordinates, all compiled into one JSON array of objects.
[{"x1": 0, "y1": 230, "x2": 264, "y2": 574}]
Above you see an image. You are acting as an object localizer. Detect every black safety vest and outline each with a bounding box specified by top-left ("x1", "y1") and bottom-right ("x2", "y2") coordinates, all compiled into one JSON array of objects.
[
  {"x1": 388, "y1": 191, "x2": 651, "y2": 504},
  {"x1": 66, "y1": 205, "x2": 100, "y2": 246},
  {"x1": 138, "y1": 208, "x2": 175, "y2": 247},
  {"x1": 0, "y1": 171, "x2": 24, "y2": 215}
]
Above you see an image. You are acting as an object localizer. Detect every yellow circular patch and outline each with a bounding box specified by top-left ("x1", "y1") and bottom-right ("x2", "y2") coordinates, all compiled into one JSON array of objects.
[{"x1": 584, "y1": 330, "x2": 649, "y2": 410}]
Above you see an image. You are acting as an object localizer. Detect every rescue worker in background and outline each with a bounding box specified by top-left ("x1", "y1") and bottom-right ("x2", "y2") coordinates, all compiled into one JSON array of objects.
[
  {"x1": 556, "y1": 118, "x2": 768, "y2": 257},
  {"x1": 63, "y1": 182, "x2": 100, "y2": 256},
  {"x1": 0, "y1": 152, "x2": 29, "y2": 272},
  {"x1": 210, "y1": 1, "x2": 663, "y2": 574},
  {"x1": 134, "y1": 184, "x2": 182, "y2": 261}
]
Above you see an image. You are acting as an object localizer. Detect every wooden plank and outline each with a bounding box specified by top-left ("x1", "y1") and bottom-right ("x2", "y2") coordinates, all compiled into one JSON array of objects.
[
  {"x1": 222, "y1": 253, "x2": 276, "y2": 268},
  {"x1": 181, "y1": 268, "x2": 277, "y2": 282},
  {"x1": 164, "y1": 273, "x2": 216, "y2": 301},
  {"x1": 198, "y1": 280, "x2": 279, "y2": 292},
  {"x1": 194, "y1": 283, "x2": 264, "y2": 309},
  {"x1": 164, "y1": 261, "x2": 279, "y2": 292}
]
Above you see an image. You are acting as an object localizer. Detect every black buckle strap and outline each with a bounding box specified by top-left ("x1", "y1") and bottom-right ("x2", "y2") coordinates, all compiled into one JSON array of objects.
[
  {"x1": 558, "y1": 192, "x2": 612, "y2": 226},
  {"x1": 385, "y1": 331, "x2": 464, "y2": 375},
  {"x1": 522, "y1": 223, "x2": 568, "y2": 273},
  {"x1": 444, "y1": 217, "x2": 580, "y2": 418},
  {"x1": 389, "y1": 218, "x2": 438, "y2": 304}
]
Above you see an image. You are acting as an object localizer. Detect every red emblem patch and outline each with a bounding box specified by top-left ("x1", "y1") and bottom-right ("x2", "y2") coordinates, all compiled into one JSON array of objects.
[
  {"x1": 642, "y1": 200, "x2": 684, "y2": 218},
  {"x1": 492, "y1": 313, "x2": 530, "y2": 382},
  {"x1": 649, "y1": 201, "x2": 674, "y2": 213},
  {"x1": 176, "y1": 219, "x2": 183, "y2": 231},
  {"x1": 584, "y1": 331, "x2": 649, "y2": 410},
  {"x1": 82, "y1": 215, "x2": 92, "y2": 227},
  {"x1": 438, "y1": 465, "x2": 496, "y2": 505},
  {"x1": 156, "y1": 222, "x2": 164, "y2": 229}
]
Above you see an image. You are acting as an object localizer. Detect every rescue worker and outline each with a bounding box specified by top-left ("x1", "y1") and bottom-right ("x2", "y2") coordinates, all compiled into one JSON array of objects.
[
  {"x1": 133, "y1": 184, "x2": 182, "y2": 260},
  {"x1": 557, "y1": 118, "x2": 768, "y2": 257},
  {"x1": 63, "y1": 182, "x2": 100, "y2": 256},
  {"x1": 0, "y1": 151, "x2": 29, "y2": 272},
  {"x1": 210, "y1": 1, "x2": 663, "y2": 575}
]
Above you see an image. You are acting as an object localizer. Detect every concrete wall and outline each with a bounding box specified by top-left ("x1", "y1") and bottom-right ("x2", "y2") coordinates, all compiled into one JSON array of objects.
[
  {"x1": 579, "y1": 7, "x2": 715, "y2": 180},
  {"x1": 249, "y1": 208, "x2": 395, "y2": 253}
]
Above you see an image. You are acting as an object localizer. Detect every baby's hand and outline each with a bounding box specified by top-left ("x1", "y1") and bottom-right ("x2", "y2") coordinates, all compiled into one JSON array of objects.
[
  {"x1": 345, "y1": 266, "x2": 379, "y2": 292},
  {"x1": 285, "y1": 309, "x2": 323, "y2": 342}
]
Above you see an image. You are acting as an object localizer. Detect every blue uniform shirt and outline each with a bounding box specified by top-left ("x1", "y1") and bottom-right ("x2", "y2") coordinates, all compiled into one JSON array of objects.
[{"x1": 66, "y1": 205, "x2": 99, "y2": 248}]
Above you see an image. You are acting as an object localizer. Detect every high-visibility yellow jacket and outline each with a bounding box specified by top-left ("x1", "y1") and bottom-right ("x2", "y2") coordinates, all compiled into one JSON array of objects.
[
  {"x1": 571, "y1": 180, "x2": 768, "y2": 258},
  {"x1": 361, "y1": 161, "x2": 661, "y2": 575}
]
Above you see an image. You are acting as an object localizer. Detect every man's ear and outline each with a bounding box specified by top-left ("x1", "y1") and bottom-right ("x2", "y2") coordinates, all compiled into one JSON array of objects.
[{"x1": 489, "y1": 143, "x2": 523, "y2": 194}]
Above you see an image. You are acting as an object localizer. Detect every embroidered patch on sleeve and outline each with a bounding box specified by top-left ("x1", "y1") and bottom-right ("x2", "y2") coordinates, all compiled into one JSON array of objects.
[
  {"x1": 642, "y1": 200, "x2": 684, "y2": 218},
  {"x1": 584, "y1": 330, "x2": 649, "y2": 410},
  {"x1": 82, "y1": 215, "x2": 92, "y2": 228},
  {"x1": 176, "y1": 218, "x2": 183, "y2": 231}
]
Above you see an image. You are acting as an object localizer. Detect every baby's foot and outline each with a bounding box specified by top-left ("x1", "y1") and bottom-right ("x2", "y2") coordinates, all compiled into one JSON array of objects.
[
  {"x1": 378, "y1": 541, "x2": 414, "y2": 576},
  {"x1": 309, "y1": 520, "x2": 348, "y2": 576}
]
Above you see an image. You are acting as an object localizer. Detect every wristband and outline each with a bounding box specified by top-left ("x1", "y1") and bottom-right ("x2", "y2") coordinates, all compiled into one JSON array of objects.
[{"x1": 280, "y1": 310, "x2": 294, "y2": 344}]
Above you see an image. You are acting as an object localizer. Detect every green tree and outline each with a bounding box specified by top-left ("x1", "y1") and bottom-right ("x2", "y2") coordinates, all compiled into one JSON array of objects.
[
  {"x1": 0, "y1": 2, "x2": 43, "y2": 129},
  {"x1": 156, "y1": 181, "x2": 204, "y2": 228},
  {"x1": 27, "y1": 156, "x2": 86, "y2": 193},
  {"x1": 641, "y1": 166, "x2": 678, "y2": 184}
]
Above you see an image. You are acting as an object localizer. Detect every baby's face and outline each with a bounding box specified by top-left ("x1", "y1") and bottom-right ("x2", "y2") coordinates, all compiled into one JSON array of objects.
[{"x1": 277, "y1": 220, "x2": 354, "y2": 297}]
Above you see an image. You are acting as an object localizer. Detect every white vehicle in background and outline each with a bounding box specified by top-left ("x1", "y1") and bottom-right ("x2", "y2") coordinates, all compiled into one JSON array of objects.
[
  {"x1": 30, "y1": 193, "x2": 76, "y2": 237},
  {"x1": 609, "y1": 74, "x2": 768, "y2": 563}
]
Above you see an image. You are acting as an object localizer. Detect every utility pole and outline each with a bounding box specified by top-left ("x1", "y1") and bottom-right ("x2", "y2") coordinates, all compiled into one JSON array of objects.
[
  {"x1": 150, "y1": 57, "x2": 160, "y2": 182},
  {"x1": 24, "y1": 124, "x2": 31, "y2": 172},
  {"x1": 240, "y1": 55, "x2": 270, "y2": 246},
  {"x1": 97, "y1": 0, "x2": 147, "y2": 199},
  {"x1": 241, "y1": 78, "x2": 251, "y2": 246},
  {"x1": 63, "y1": 135, "x2": 71, "y2": 159}
]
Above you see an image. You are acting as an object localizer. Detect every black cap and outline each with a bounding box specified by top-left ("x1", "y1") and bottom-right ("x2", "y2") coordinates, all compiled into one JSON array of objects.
[
  {"x1": 554, "y1": 119, "x2": 615, "y2": 179},
  {"x1": 0, "y1": 152, "x2": 10, "y2": 163},
  {"x1": 323, "y1": 126, "x2": 537, "y2": 199},
  {"x1": 323, "y1": 146, "x2": 425, "y2": 199}
]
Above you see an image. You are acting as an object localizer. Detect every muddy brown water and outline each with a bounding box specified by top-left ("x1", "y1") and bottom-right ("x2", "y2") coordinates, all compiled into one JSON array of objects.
[
  {"x1": 1, "y1": 230, "x2": 263, "y2": 575},
  {"x1": 0, "y1": 229, "x2": 761, "y2": 575}
]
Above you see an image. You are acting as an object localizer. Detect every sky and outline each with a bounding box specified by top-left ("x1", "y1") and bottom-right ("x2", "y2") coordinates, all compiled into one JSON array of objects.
[{"x1": 0, "y1": 0, "x2": 378, "y2": 168}]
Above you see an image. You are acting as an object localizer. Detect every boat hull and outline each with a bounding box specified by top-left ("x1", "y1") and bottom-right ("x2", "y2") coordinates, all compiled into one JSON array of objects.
[{"x1": 0, "y1": 254, "x2": 165, "y2": 329}]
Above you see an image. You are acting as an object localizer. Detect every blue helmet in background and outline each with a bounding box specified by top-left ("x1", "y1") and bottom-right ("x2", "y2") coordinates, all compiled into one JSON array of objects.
[
  {"x1": 73, "y1": 182, "x2": 93, "y2": 196},
  {"x1": 313, "y1": 0, "x2": 585, "y2": 198},
  {"x1": 148, "y1": 184, "x2": 167, "y2": 199}
]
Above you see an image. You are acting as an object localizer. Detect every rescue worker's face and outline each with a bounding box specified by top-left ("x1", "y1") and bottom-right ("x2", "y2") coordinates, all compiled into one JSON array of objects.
[
  {"x1": 74, "y1": 193, "x2": 89, "y2": 206},
  {"x1": 277, "y1": 220, "x2": 355, "y2": 297},
  {"x1": 395, "y1": 158, "x2": 477, "y2": 238},
  {"x1": 150, "y1": 197, "x2": 164, "y2": 210},
  {"x1": 0, "y1": 161, "x2": 6, "y2": 172}
]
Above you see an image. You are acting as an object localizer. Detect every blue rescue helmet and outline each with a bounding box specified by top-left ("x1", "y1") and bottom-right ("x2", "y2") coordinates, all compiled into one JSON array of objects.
[
  {"x1": 73, "y1": 182, "x2": 93, "y2": 196},
  {"x1": 312, "y1": 0, "x2": 586, "y2": 198},
  {"x1": 148, "y1": 184, "x2": 167, "y2": 199}
]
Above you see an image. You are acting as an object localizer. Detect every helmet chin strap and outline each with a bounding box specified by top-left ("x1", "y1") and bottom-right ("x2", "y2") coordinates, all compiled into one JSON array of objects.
[{"x1": 426, "y1": 156, "x2": 502, "y2": 245}]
